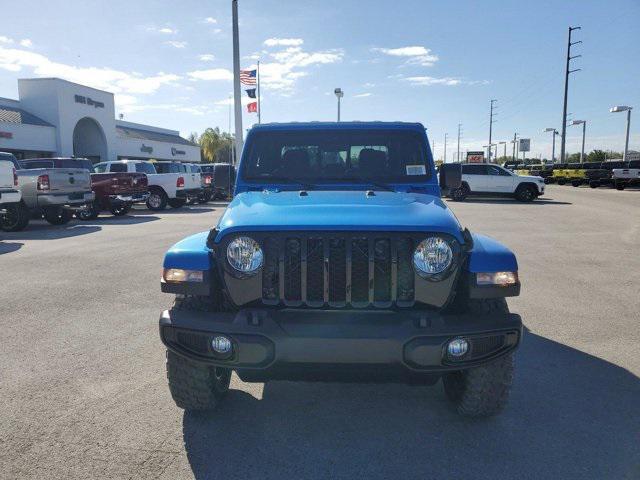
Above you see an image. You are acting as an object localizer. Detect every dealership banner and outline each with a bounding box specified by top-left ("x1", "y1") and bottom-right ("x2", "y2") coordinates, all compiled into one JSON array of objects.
[{"x1": 466, "y1": 151, "x2": 485, "y2": 163}]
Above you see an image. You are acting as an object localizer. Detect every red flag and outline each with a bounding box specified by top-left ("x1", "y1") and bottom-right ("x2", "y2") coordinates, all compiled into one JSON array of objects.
[{"x1": 247, "y1": 102, "x2": 258, "y2": 113}]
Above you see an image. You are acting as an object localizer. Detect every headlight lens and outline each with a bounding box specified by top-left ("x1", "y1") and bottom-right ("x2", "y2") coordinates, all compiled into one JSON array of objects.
[
  {"x1": 227, "y1": 236, "x2": 263, "y2": 273},
  {"x1": 163, "y1": 268, "x2": 204, "y2": 283},
  {"x1": 413, "y1": 237, "x2": 453, "y2": 275}
]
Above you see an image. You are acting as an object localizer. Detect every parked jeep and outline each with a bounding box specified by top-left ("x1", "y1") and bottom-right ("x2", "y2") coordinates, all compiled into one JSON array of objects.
[
  {"x1": 20, "y1": 158, "x2": 149, "y2": 219},
  {"x1": 158, "y1": 122, "x2": 523, "y2": 417},
  {"x1": 0, "y1": 154, "x2": 94, "y2": 230},
  {"x1": 450, "y1": 163, "x2": 545, "y2": 202},
  {"x1": 0, "y1": 153, "x2": 25, "y2": 231}
]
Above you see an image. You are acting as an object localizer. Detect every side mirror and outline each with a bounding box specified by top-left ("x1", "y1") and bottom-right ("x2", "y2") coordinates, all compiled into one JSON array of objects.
[{"x1": 439, "y1": 163, "x2": 462, "y2": 194}]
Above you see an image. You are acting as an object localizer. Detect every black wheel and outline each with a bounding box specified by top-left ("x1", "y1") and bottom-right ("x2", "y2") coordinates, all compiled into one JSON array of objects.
[
  {"x1": 615, "y1": 182, "x2": 626, "y2": 191},
  {"x1": 77, "y1": 201, "x2": 99, "y2": 221},
  {"x1": 450, "y1": 183, "x2": 469, "y2": 202},
  {"x1": 543, "y1": 178, "x2": 552, "y2": 184},
  {"x1": 443, "y1": 298, "x2": 515, "y2": 417},
  {"x1": 557, "y1": 179, "x2": 566, "y2": 185},
  {"x1": 515, "y1": 184, "x2": 536, "y2": 202},
  {"x1": 43, "y1": 207, "x2": 73, "y2": 225},
  {"x1": 589, "y1": 181, "x2": 600, "y2": 189},
  {"x1": 146, "y1": 190, "x2": 168, "y2": 211},
  {"x1": 168, "y1": 198, "x2": 187, "y2": 209},
  {"x1": 571, "y1": 180, "x2": 581, "y2": 187},
  {"x1": 186, "y1": 196, "x2": 198, "y2": 205},
  {"x1": 0, "y1": 202, "x2": 30, "y2": 232},
  {"x1": 198, "y1": 190, "x2": 213, "y2": 204},
  {"x1": 109, "y1": 203, "x2": 131, "y2": 216},
  {"x1": 166, "y1": 294, "x2": 230, "y2": 410}
]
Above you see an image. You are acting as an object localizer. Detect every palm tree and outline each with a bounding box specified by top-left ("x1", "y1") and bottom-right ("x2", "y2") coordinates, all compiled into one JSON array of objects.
[{"x1": 200, "y1": 128, "x2": 224, "y2": 163}]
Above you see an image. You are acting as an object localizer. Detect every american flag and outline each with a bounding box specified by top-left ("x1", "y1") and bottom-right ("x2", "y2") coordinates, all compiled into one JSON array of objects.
[{"x1": 240, "y1": 69, "x2": 257, "y2": 86}]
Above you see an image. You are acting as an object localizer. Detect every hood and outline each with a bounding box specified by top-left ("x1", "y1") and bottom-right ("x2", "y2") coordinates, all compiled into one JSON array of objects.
[
  {"x1": 519, "y1": 175, "x2": 544, "y2": 182},
  {"x1": 215, "y1": 190, "x2": 463, "y2": 241}
]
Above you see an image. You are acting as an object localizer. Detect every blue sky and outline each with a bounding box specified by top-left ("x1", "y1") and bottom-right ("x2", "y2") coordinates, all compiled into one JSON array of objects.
[{"x1": 1, "y1": 0, "x2": 638, "y2": 159}]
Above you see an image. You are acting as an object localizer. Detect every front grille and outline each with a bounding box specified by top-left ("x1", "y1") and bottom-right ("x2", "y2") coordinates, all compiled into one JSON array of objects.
[{"x1": 261, "y1": 233, "x2": 415, "y2": 308}]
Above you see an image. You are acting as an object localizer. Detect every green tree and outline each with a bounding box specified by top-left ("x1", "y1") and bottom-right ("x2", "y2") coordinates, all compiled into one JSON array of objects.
[
  {"x1": 199, "y1": 127, "x2": 225, "y2": 163},
  {"x1": 567, "y1": 153, "x2": 581, "y2": 163}
]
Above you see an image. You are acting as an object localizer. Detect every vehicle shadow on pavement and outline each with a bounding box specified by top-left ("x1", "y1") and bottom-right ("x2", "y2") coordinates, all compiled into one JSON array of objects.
[
  {"x1": 0, "y1": 223, "x2": 101, "y2": 240},
  {"x1": 76, "y1": 215, "x2": 160, "y2": 225},
  {"x1": 181, "y1": 331, "x2": 639, "y2": 480},
  {"x1": 131, "y1": 207, "x2": 218, "y2": 216},
  {"x1": 459, "y1": 198, "x2": 572, "y2": 205},
  {"x1": 0, "y1": 241, "x2": 23, "y2": 255}
]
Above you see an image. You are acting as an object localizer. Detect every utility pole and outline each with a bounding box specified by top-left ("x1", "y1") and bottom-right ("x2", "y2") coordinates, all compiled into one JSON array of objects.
[
  {"x1": 488, "y1": 99, "x2": 497, "y2": 163},
  {"x1": 444, "y1": 133, "x2": 448, "y2": 164},
  {"x1": 257, "y1": 60, "x2": 261, "y2": 124},
  {"x1": 432, "y1": 139, "x2": 436, "y2": 162},
  {"x1": 231, "y1": 0, "x2": 243, "y2": 164},
  {"x1": 456, "y1": 123, "x2": 462, "y2": 163},
  {"x1": 511, "y1": 132, "x2": 518, "y2": 162},
  {"x1": 559, "y1": 26, "x2": 582, "y2": 167}
]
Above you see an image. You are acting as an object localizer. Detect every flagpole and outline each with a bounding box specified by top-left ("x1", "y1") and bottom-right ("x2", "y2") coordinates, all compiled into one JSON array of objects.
[
  {"x1": 231, "y1": 0, "x2": 243, "y2": 165},
  {"x1": 257, "y1": 60, "x2": 261, "y2": 124}
]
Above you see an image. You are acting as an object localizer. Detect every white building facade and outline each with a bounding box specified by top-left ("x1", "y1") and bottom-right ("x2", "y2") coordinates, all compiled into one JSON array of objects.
[{"x1": 0, "y1": 78, "x2": 200, "y2": 163}]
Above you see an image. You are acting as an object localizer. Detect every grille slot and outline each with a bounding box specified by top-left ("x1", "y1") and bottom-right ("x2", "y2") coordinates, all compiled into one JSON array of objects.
[{"x1": 264, "y1": 233, "x2": 416, "y2": 308}]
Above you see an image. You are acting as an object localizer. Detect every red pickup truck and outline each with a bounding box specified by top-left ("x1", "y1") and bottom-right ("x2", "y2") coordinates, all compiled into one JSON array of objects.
[{"x1": 20, "y1": 158, "x2": 149, "y2": 219}]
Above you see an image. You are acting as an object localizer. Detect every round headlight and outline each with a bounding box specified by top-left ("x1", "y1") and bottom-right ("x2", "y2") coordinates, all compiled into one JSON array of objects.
[
  {"x1": 227, "y1": 236, "x2": 263, "y2": 273},
  {"x1": 413, "y1": 237, "x2": 453, "y2": 275}
]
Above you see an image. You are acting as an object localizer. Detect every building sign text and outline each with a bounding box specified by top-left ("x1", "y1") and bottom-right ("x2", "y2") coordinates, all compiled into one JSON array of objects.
[
  {"x1": 171, "y1": 147, "x2": 186, "y2": 156},
  {"x1": 75, "y1": 95, "x2": 105, "y2": 109},
  {"x1": 140, "y1": 144, "x2": 153, "y2": 154}
]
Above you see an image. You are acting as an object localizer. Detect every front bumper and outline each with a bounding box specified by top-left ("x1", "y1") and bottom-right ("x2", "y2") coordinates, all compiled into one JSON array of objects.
[
  {"x1": 159, "y1": 308, "x2": 522, "y2": 378},
  {"x1": 37, "y1": 191, "x2": 95, "y2": 208},
  {"x1": 108, "y1": 192, "x2": 150, "y2": 204}
]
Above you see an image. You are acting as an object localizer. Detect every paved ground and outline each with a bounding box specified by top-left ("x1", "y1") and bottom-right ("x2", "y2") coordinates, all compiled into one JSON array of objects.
[{"x1": 1, "y1": 186, "x2": 639, "y2": 480}]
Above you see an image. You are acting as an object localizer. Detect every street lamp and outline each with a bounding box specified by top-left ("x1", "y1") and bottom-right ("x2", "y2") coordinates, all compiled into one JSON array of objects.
[
  {"x1": 334, "y1": 88, "x2": 344, "y2": 122},
  {"x1": 571, "y1": 120, "x2": 586, "y2": 163},
  {"x1": 544, "y1": 128, "x2": 559, "y2": 163},
  {"x1": 609, "y1": 106, "x2": 633, "y2": 162}
]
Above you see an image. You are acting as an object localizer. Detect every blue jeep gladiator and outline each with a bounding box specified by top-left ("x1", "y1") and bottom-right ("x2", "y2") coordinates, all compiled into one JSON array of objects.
[{"x1": 159, "y1": 122, "x2": 522, "y2": 417}]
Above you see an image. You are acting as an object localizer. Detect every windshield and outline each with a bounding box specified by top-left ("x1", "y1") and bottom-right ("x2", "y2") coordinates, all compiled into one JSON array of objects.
[{"x1": 241, "y1": 129, "x2": 430, "y2": 184}]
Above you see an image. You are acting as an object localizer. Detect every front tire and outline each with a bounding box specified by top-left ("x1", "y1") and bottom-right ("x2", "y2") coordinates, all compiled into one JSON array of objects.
[
  {"x1": 0, "y1": 202, "x2": 30, "y2": 232},
  {"x1": 450, "y1": 183, "x2": 469, "y2": 202},
  {"x1": 77, "y1": 201, "x2": 100, "y2": 221},
  {"x1": 442, "y1": 298, "x2": 515, "y2": 417},
  {"x1": 589, "y1": 181, "x2": 600, "y2": 189},
  {"x1": 166, "y1": 351, "x2": 231, "y2": 411},
  {"x1": 43, "y1": 207, "x2": 73, "y2": 225},
  {"x1": 146, "y1": 190, "x2": 168, "y2": 211},
  {"x1": 515, "y1": 184, "x2": 536, "y2": 202}
]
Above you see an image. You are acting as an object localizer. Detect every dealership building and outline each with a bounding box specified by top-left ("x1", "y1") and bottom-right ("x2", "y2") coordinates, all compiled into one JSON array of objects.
[{"x1": 0, "y1": 78, "x2": 200, "y2": 163}]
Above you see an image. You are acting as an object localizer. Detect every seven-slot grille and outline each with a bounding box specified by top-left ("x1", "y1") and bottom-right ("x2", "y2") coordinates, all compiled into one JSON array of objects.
[{"x1": 261, "y1": 234, "x2": 415, "y2": 308}]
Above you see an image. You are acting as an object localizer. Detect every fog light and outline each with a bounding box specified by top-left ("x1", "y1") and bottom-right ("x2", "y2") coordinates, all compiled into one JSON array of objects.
[
  {"x1": 447, "y1": 338, "x2": 469, "y2": 358},
  {"x1": 211, "y1": 336, "x2": 232, "y2": 354}
]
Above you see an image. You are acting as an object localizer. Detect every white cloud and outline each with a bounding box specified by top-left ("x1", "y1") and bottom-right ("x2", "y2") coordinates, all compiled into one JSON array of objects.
[
  {"x1": 0, "y1": 44, "x2": 181, "y2": 95},
  {"x1": 215, "y1": 97, "x2": 253, "y2": 106},
  {"x1": 0, "y1": 36, "x2": 13, "y2": 44},
  {"x1": 198, "y1": 54, "x2": 215, "y2": 62},
  {"x1": 264, "y1": 38, "x2": 304, "y2": 47},
  {"x1": 373, "y1": 45, "x2": 439, "y2": 67},
  {"x1": 354, "y1": 93, "x2": 372, "y2": 98},
  {"x1": 203, "y1": 17, "x2": 218, "y2": 24},
  {"x1": 403, "y1": 76, "x2": 461, "y2": 86},
  {"x1": 146, "y1": 26, "x2": 177, "y2": 34},
  {"x1": 363, "y1": 82, "x2": 376, "y2": 88},
  {"x1": 187, "y1": 68, "x2": 233, "y2": 81},
  {"x1": 19, "y1": 39, "x2": 33, "y2": 48},
  {"x1": 164, "y1": 41, "x2": 187, "y2": 49}
]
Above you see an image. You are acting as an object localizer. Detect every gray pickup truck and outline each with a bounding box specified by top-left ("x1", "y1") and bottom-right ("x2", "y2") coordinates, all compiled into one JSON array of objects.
[{"x1": 0, "y1": 153, "x2": 95, "y2": 230}]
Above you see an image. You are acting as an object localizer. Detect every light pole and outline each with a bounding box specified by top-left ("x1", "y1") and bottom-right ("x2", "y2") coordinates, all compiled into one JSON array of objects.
[
  {"x1": 444, "y1": 133, "x2": 448, "y2": 163},
  {"x1": 544, "y1": 128, "x2": 559, "y2": 163},
  {"x1": 498, "y1": 141, "x2": 507, "y2": 161},
  {"x1": 610, "y1": 106, "x2": 633, "y2": 162},
  {"x1": 571, "y1": 120, "x2": 586, "y2": 163},
  {"x1": 334, "y1": 88, "x2": 344, "y2": 122}
]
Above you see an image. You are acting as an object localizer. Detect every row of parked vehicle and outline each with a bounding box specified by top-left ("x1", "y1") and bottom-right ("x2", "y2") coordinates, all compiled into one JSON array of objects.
[
  {"x1": 507, "y1": 160, "x2": 640, "y2": 190},
  {"x1": 0, "y1": 152, "x2": 236, "y2": 232}
]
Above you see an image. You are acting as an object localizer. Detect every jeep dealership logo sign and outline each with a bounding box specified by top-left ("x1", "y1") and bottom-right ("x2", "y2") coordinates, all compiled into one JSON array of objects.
[
  {"x1": 171, "y1": 147, "x2": 186, "y2": 156},
  {"x1": 140, "y1": 144, "x2": 153, "y2": 154},
  {"x1": 75, "y1": 94, "x2": 105, "y2": 109}
]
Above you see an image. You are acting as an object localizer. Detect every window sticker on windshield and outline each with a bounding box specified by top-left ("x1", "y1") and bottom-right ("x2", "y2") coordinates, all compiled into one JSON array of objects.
[{"x1": 406, "y1": 165, "x2": 426, "y2": 175}]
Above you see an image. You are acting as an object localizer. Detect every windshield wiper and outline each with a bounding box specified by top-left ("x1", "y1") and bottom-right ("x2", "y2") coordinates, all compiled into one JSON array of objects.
[
  {"x1": 265, "y1": 176, "x2": 317, "y2": 191},
  {"x1": 338, "y1": 177, "x2": 396, "y2": 192}
]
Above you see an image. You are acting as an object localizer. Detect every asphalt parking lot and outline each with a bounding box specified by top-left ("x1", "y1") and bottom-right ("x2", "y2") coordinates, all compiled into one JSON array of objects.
[{"x1": 1, "y1": 186, "x2": 639, "y2": 480}]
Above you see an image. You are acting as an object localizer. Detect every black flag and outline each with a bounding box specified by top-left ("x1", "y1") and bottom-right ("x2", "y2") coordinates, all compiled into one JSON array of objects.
[{"x1": 245, "y1": 88, "x2": 256, "y2": 98}]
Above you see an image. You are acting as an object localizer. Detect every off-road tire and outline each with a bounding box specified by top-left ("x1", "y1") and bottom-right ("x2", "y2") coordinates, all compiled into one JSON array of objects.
[
  {"x1": 43, "y1": 207, "x2": 73, "y2": 225},
  {"x1": 168, "y1": 198, "x2": 187, "y2": 209},
  {"x1": 0, "y1": 202, "x2": 30, "y2": 232},
  {"x1": 442, "y1": 298, "x2": 515, "y2": 417},
  {"x1": 450, "y1": 183, "x2": 469, "y2": 202},
  {"x1": 198, "y1": 190, "x2": 213, "y2": 204},
  {"x1": 589, "y1": 181, "x2": 600, "y2": 189},
  {"x1": 515, "y1": 184, "x2": 536, "y2": 202},
  {"x1": 146, "y1": 190, "x2": 168, "y2": 211},
  {"x1": 615, "y1": 183, "x2": 626, "y2": 191},
  {"x1": 166, "y1": 351, "x2": 231, "y2": 411},
  {"x1": 557, "y1": 179, "x2": 566, "y2": 185}
]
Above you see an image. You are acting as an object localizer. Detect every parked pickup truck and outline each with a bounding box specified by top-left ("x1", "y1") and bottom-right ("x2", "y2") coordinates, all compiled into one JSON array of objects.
[
  {"x1": 612, "y1": 160, "x2": 640, "y2": 190},
  {"x1": 1, "y1": 155, "x2": 94, "y2": 228},
  {"x1": 154, "y1": 161, "x2": 202, "y2": 206},
  {"x1": 94, "y1": 160, "x2": 185, "y2": 210},
  {"x1": 0, "y1": 153, "x2": 26, "y2": 231},
  {"x1": 159, "y1": 122, "x2": 523, "y2": 418},
  {"x1": 450, "y1": 163, "x2": 545, "y2": 201},
  {"x1": 20, "y1": 158, "x2": 149, "y2": 219},
  {"x1": 186, "y1": 163, "x2": 213, "y2": 203}
]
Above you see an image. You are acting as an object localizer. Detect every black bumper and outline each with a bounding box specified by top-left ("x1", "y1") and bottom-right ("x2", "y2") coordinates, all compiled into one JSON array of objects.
[
  {"x1": 176, "y1": 188, "x2": 202, "y2": 200},
  {"x1": 159, "y1": 308, "x2": 522, "y2": 379}
]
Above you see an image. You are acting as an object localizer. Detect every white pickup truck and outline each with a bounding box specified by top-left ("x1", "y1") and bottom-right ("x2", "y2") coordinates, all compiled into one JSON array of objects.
[
  {"x1": 449, "y1": 163, "x2": 546, "y2": 202},
  {"x1": 0, "y1": 153, "x2": 26, "y2": 231},
  {"x1": 154, "y1": 161, "x2": 202, "y2": 206},
  {"x1": 612, "y1": 161, "x2": 640, "y2": 190},
  {"x1": 94, "y1": 160, "x2": 186, "y2": 210}
]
